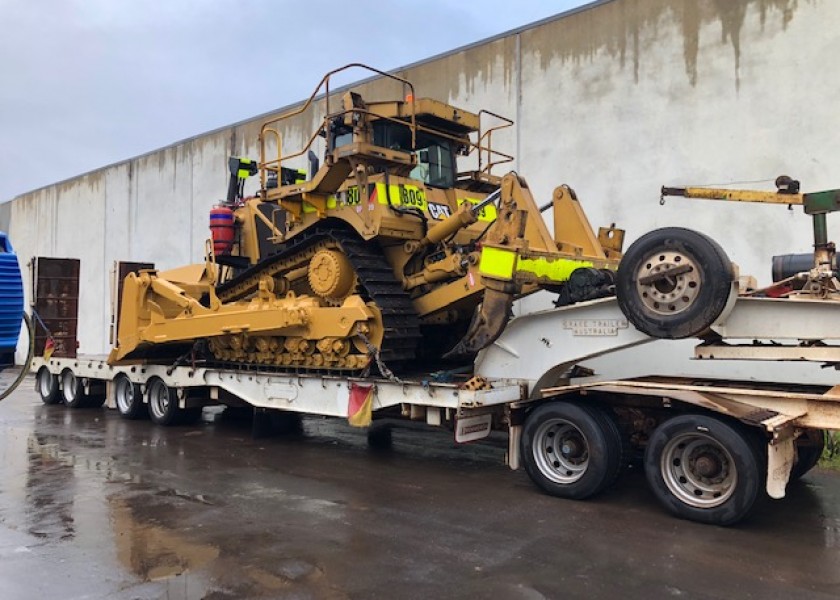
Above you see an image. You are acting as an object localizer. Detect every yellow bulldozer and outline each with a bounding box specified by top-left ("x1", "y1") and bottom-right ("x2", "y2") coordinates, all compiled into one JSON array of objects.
[{"x1": 110, "y1": 64, "x2": 623, "y2": 374}]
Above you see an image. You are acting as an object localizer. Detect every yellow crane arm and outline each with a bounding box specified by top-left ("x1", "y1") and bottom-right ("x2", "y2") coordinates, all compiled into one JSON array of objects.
[{"x1": 661, "y1": 186, "x2": 805, "y2": 206}]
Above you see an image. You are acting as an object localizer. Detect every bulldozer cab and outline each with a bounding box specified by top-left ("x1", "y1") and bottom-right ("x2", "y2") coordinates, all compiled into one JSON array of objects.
[{"x1": 328, "y1": 113, "x2": 460, "y2": 188}]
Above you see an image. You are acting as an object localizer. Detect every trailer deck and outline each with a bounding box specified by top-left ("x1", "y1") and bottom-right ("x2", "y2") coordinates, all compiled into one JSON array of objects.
[{"x1": 29, "y1": 293, "x2": 840, "y2": 525}]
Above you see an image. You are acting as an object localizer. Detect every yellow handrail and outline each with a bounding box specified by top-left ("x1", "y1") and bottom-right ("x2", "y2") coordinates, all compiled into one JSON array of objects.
[
  {"x1": 256, "y1": 63, "x2": 517, "y2": 187},
  {"x1": 475, "y1": 109, "x2": 514, "y2": 174},
  {"x1": 258, "y1": 63, "x2": 416, "y2": 187}
]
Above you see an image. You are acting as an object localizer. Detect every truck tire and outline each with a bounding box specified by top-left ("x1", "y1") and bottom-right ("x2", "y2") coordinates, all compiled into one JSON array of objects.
[
  {"x1": 616, "y1": 227, "x2": 734, "y2": 339},
  {"x1": 791, "y1": 429, "x2": 825, "y2": 481},
  {"x1": 61, "y1": 369, "x2": 88, "y2": 409},
  {"x1": 146, "y1": 377, "x2": 182, "y2": 426},
  {"x1": 114, "y1": 374, "x2": 146, "y2": 420},
  {"x1": 645, "y1": 414, "x2": 761, "y2": 526},
  {"x1": 592, "y1": 405, "x2": 628, "y2": 488},
  {"x1": 521, "y1": 401, "x2": 623, "y2": 500},
  {"x1": 36, "y1": 367, "x2": 61, "y2": 405}
]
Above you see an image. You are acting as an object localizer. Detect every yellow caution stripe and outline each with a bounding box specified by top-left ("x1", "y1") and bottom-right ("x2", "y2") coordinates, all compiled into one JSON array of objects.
[
  {"x1": 478, "y1": 246, "x2": 519, "y2": 280},
  {"x1": 374, "y1": 182, "x2": 428, "y2": 211},
  {"x1": 237, "y1": 157, "x2": 254, "y2": 179},
  {"x1": 305, "y1": 183, "x2": 428, "y2": 213},
  {"x1": 302, "y1": 195, "x2": 338, "y2": 213},
  {"x1": 478, "y1": 246, "x2": 595, "y2": 283},
  {"x1": 516, "y1": 255, "x2": 594, "y2": 282}
]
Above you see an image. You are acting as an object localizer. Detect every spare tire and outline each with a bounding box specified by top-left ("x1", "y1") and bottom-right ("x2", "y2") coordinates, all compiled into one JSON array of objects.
[{"x1": 617, "y1": 227, "x2": 734, "y2": 339}]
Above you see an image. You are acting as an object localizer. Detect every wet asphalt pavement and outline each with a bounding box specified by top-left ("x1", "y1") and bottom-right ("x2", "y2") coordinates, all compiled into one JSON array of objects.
[{"x1": 1, "y1": 378, "x2": 839, "y2": 599}]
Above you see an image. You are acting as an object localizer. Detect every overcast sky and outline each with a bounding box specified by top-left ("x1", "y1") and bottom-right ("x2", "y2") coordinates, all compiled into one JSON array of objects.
[{"x1": 0, "y1": 0, "x2": 591, "y2": 202}]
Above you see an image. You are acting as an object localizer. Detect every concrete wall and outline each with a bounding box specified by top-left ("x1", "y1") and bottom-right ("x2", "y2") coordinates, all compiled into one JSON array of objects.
[
  {"x1": 0, "y1": 202, "x2": 11, "y2": 234},
  {"x1": 10, "y1": 0, "x2": 838, "y2": 354}
]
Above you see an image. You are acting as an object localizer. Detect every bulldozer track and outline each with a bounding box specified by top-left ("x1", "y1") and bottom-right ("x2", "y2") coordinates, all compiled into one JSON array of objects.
[{"x1": 216, "y1": 225, "x2": 421, "y2": 366}]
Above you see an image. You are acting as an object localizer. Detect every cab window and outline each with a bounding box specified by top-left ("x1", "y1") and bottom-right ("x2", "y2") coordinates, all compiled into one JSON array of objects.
[
  {"x1": 371, "y1": 122, "x2": 457, "y2": 188},
  {"x1": 329, "y1": 121, "x2": 458, "y2": 188},
  {"x1": 411, "y1": 141, "x2": 455, "y2": 188}
]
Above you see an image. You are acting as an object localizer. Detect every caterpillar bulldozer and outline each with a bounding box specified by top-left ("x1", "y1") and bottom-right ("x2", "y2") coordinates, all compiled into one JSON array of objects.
[{"x1": 109, "y1": 64, "x2": 623, "y2": 373}]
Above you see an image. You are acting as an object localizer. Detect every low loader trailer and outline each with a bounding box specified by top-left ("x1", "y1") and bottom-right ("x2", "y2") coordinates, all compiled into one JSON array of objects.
[
  {"x1": 31, "y1": 288, "x2": 840, "y2": 527},
  {"x1": 25, "y1": 66, "x2": 840, "y2": 526}
]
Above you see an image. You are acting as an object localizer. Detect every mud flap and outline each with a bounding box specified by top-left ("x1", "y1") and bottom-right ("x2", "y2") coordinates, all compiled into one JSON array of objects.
[
  {"x1": 507, "y1": 424, "x2": 522, "y2": 470},
  {"x1": 766, "y1": 434, "x2": 796, "y2": 499},
  {"x1": 455, "y1": 413, "x2": 492, "y2": 443}
]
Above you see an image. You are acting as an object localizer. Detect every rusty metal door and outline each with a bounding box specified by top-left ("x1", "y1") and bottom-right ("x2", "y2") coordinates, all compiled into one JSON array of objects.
[{"x1": 31, "y1": 257, "x2": 80, "y2": 358}]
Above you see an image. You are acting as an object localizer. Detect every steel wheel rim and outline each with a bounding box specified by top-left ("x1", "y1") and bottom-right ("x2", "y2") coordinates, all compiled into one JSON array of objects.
[
  {"x1": 38, "y1": 370, "x2": 54, "y2": 397},
  {"x1": 532, "y1": 418, "x2": 589, "y2": 484},
  {"x1": 149, "y1": 381, "x2": 169, "y2": 419},
  {"x1": 115, "y1": 378, "x2": 134, "y2": 414},
  {"x1": 660, "y1": 432, "x2": 737, "y2": 508},
  {"x1": 61, "y1": 371, "x2": 77, "y2": 402},
  {"x1": 635, "y1": 250, "x2": 701, "y2": 316}
]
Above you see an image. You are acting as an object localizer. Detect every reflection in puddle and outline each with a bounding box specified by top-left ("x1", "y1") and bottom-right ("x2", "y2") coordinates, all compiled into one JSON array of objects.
[
  {"x1": 13, "y1": 400, "x2": 359, "y2": 597},
  {"x1": 26, "y1": 433, "x2": 76, "y2": 541},
  {"x1": 110, "y1": 497, "x2": 219, "y2": 581},
  {"x1": 108, "y1": 496, "x2": 343, "y2": 598}
]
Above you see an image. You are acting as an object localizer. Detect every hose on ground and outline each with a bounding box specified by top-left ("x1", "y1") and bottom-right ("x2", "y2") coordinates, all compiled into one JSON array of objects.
[{"x1": 0, "y1": 313, "x2": 35, "y2": 402}]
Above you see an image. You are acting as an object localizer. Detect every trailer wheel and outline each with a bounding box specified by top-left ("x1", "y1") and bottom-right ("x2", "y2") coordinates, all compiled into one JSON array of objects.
[
  {"x1": 645, "y1": 414, "x2": 761, "y2": 525},
  {"x1": 36, "y1": 367, "x2": 61, "y2": 405},
  {"x1": 594, "y1": 406, "x2": 628, "y2": 488},
  {"x1": 61, "y1": 369, "x2": 88, "y2": 409},
  {"x1": 146, "y1": 378, "x2": 181, "y2": 426},
  {"x1": 114, "y1": 374, "x2": 146, "y2": 420},
  {"x1": 616, "y1": 227, "x2": 734, "y2": 339},
  {"x1": 522, "y1": 401, "x2": 623, "y2": 500},
  {"x1": 791, "y1": 429, "x2": 825, "y2": 481}
]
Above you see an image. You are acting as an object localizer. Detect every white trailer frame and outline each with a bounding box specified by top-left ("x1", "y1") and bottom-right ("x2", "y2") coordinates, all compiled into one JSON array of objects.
[
  {"x1": 30, "y1": 356, "x2": 524, "y2": 442},
  {"x1": 475, "y1": 296, "x2": 840, "y2": 502},
  {"x1": 29, "y1": 294, "x2": 840, "y2": 525}
]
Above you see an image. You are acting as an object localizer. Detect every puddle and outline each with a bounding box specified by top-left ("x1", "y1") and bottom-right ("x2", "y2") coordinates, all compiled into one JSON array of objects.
[{"x1": 111, "y1": 496, "x2": 220, "y2": 581}]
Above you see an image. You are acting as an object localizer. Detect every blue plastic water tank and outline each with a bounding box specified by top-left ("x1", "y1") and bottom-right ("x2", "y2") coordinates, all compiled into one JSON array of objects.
[{"x1": 0, "y1": 233, "x2": 23, "y2": 365}]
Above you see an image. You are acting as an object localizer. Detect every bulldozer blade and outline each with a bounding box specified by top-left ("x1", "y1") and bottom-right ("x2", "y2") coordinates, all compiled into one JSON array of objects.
[{"x1": 443, "y1": 288, "x2": 514, "y2": 359}]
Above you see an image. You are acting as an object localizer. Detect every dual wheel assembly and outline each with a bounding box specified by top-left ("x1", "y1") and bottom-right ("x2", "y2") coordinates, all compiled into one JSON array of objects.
[
  {"x1": 112, "y1": 374, "x2": 201, "y2": 425},
  {"x1": 36, "y1": 367, "x2": 105, "y2": 408},
  {"x1": 37, "y1": 368, "x2": 199, "y2": 425},
  {"x1": 521, "y1": 401, "x2": 801, "y2": 526}
]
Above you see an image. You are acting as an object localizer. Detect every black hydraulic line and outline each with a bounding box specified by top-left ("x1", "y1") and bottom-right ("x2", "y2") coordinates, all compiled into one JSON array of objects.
[
  {"x1": 0, "y1": 314, "x2": 35, "y2": 402},
  {"x1": 383, "y1": 169, "x2": 429, "y2": 236}
]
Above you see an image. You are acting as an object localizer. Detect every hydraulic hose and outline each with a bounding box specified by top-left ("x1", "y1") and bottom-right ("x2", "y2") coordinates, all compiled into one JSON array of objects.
[{"x1": 0, "y1": 313, "x2": 35, "y2": 402}]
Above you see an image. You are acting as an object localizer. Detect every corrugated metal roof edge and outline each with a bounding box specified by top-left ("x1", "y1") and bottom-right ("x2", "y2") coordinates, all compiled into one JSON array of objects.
[{"x1": 10, "y1": 0, "x2": 611, "y2": 201}]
